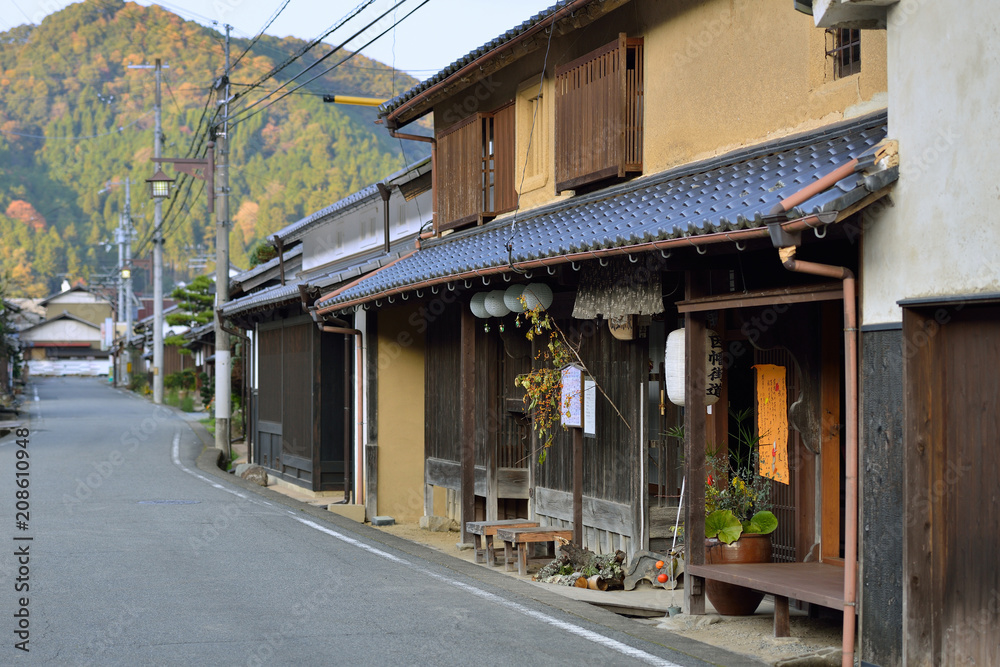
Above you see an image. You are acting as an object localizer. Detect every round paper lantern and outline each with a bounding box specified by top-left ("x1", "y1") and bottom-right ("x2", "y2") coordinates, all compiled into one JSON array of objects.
[
  {"x1": 484, "y1": 290, "x2": 510, "y2": 317},
  {"x1": 503, "y1": 284, "x2": 526, "y2": 313},
  {"x1": 469, "y1": 292, "x2": 489, "y2": 318},
  {"x1": 665, "y1": 328, "x2": 723, "y2": 407},
  {"x1": 521, "y1": 283, "x2": 553, "y2": 311}
]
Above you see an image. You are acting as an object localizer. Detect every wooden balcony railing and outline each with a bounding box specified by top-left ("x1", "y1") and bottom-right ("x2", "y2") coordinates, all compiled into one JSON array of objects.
[
  {"x1": 436, "y1": 104, "x2": 517, "y2": 233},
  {"x1": 555, "y1": 33, "x2": 643, "y2": 193}
]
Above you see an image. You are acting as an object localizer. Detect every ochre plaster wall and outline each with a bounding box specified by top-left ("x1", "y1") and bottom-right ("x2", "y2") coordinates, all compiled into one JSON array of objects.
[
  {"x1": 375, "y1": 305, "x2": 426, "y2": 523},
  {"x1": 432, "y1": 0, "x2": 887, "y2": 217}
]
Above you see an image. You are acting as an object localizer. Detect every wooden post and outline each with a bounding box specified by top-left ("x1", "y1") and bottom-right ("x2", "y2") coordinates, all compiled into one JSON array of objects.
[
  {"x1": 684, "y1": 271, "x2": 707, "y2": 615},
  {"x1": 573, "y1": 426, "x2": 583, "y2": 544},
  {"x1": 460, "y1": 307, "x2": 476, "y2": 544}
]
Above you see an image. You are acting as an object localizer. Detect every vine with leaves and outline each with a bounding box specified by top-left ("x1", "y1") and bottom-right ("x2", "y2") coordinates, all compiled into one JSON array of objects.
[{"x1": 513, "y1": 297, "x2": 631, "y2": 464}]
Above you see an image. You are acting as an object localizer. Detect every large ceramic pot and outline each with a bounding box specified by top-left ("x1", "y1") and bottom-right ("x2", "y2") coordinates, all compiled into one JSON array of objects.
[{"x1": 704, "y1": 533, "x2": 772, "y2": 615}]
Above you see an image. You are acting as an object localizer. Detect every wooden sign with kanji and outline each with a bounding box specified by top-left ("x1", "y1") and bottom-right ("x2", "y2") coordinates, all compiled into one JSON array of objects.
[{"x1": 754, "y1": 364, "x2": 789, "y2": 485}]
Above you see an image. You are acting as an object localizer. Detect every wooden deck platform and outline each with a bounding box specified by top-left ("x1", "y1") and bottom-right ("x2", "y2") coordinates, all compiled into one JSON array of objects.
[{"x1": 687, "y1": 562, "x2": 848, "y2": 637}]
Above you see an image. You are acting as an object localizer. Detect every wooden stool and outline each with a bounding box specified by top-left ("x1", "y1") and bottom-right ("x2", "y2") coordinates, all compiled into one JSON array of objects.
[
  {"x1": 465, "y1": 519, "x2": 539, "y2": 565},
  {"x1": 496, "y1": 526, "x2": 574, "y2": 576}
]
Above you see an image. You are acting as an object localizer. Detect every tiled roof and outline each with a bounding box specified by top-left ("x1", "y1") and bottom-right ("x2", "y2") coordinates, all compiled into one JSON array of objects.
[
  {"x1": 317, "y1": 112, "x2": 891, "y2": 312},
  {"x1": 231, "y1": 244, "x2": 302, "y2": 287},
  {"x1": 379, "y1": 1, "x2": 576, "y2": 119},
  {"x1": 271, "y1": 156, "x2": 433, "y2": 246},
  {"x1": 220, "y1": 251, "x2": 408, "y2": 318}
]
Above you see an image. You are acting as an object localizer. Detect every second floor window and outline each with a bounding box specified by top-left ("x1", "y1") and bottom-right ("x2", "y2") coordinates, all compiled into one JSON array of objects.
[
  {"x1": 554, "y1": 33, "x2": 644, "y2": 193},
  {"x1": 827, "y1": 28, "x2": 861, "y2": 79},
  {"x1": 436, "y1": 103, "x2": 516, "y2": 232}
]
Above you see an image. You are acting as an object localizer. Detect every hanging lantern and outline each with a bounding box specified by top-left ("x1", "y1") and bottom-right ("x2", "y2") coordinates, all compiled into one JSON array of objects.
[
  {"x1": 521, "y1": 283, "x2": 554, "y2": 311},
  {"x1": 470, "y1": 292, "x2": 489, "y2": 318},
  {"x1": 665, "y1": 328, "x2": 723, "y2": 407},
  {"x1": 503, "y1": 284, "x2": 526, "y2": 312},
  {"x1": 484, "y1": 290, "x2": 511, "y2": 317}
]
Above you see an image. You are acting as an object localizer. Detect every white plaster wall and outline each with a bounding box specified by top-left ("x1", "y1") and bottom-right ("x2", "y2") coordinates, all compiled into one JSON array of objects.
[
  {"x1": 301, "y1": 188, "x2": 431, "y2": 273},
  {"x1": 22, "y1": 319, "x2": 101, "y2": 343},
  {"x1": 862, "y1": 4, "x2": 1000, "y2": 325}
]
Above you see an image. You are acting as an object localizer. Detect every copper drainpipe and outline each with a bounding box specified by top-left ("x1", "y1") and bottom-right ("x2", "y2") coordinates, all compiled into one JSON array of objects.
[
  {"x1": 322, "y1": 325, "x2": 364, "y2": 507},
  {"x1": 388, "y1": 130, "x2": 436, "y2": 232},
  {"x1": 778, "y1": 246, "x2": 858, "y2": 667}
]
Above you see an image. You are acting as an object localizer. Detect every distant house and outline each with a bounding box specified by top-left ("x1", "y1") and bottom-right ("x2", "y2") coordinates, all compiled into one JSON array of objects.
[
  {"x1": 38, "y1": 285, "x2": 112, "y2": 326},
  {"x1": 19, "y1": 312, "x2": 109, "y2": 376}
]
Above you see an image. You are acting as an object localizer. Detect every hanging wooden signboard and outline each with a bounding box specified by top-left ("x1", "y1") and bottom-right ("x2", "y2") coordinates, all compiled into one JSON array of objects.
[
  {"x1": 561, "y1": 364, "x2": 584, "y2": 428},
  {"x1": 754, "y1": 363, "x2": 790, "y2": 485}
]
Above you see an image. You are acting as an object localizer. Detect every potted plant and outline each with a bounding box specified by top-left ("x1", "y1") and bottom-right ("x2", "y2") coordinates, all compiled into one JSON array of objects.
[{"x1": 702, "y1": 408, "x2": 777, "y2": 615}]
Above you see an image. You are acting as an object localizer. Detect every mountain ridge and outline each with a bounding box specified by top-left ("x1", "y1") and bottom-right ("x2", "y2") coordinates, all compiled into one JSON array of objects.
[{"x1": 0, "y1": 0, "x2": 428, "y2": 298}]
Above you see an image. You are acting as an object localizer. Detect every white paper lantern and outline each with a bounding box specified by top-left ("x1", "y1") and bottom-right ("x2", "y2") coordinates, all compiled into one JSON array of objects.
[
  {"x1": 470, "y1": 292, "x2": 489, "y2": 318},
  {"x1": 503, "y1": 284, "x2": 526, "y2": 312},
  {"x1": 484, "y1": 290, "x2": 511, "y2": 317},
  {"x1": 665, "y1": 328, "x2": 723, "y2": 407},
  {"x1": 521, "y1": 283, "x2": 554, "y2": 311}
]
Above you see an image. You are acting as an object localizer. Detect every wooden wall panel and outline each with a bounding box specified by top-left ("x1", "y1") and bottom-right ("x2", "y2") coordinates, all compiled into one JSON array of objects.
[
  {"x1": 424, "y1": 304, "x2": 461, "y2": 463},
  {"x1": 281, "y1": 323, "x2": 312, "y2": 462},
  {"x1": 904, "y1": 304, "x2": 1000, "y2": 665},
  {"x1": 436, "y1": 116, "x2": 481, "y2": 231},
  {"x1": 257, "y1": 327, "x2": 282, "y2": 423}
]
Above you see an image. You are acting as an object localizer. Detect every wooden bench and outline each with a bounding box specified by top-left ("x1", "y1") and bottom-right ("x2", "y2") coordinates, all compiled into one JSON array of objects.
[
  {"x1": 495, "y1": 526, "x2": 574, "y2": 576},
  {"x1": 687, "y1": 562, "x2": 847, "y2": 637},
  {"x1": 465, "y1": 519, "x2": 540, "y2": 565}
]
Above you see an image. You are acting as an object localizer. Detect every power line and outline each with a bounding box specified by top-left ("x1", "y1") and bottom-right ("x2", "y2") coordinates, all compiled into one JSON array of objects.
[
  {"x1": 229, "y1": 0, "x2": 428, "y2": 128},
  {"x1": 230, "y1": 0, "x2": 292, "y2": 72},
  {"x1": 236, "y1": 0, "x2": 377, "y2": 99}
]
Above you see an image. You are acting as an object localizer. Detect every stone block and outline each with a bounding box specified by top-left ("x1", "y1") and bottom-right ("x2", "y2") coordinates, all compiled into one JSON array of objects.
[{"x1": 327, "y1": 503, "x2": 366, "y2": 522}]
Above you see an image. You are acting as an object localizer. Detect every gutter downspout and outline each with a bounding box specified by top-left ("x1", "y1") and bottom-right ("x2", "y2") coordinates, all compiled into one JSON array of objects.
[
  {"x1": 322, "y1": 325, "x2": 364, "y2": 508},
  {"x1": 777, "y1": 247, "x2": 858, "y2": 667},
  {"x1": 376, "y1": 182, "x2": 392, "y2": 255},
  {"x1": 388, "y1": 130, "x2": 436, "y2": 232},
  {"x1": 272, "y1": 236, "x2": 286, "y2": 286}
]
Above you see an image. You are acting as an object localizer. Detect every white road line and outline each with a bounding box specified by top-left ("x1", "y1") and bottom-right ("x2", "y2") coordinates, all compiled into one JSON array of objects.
[
  {"x1": 33, "y1": 387, "x2": 39, "y2": 402},
  {"x1": 171, "y1": 432, "x2": 248, "y2": 500},
  {"x1": 290, "y1": 517, "x2": 680, "y2": 666},
  {"x1": 170, "y1": 433, "x2": 681, "y2": 667}
]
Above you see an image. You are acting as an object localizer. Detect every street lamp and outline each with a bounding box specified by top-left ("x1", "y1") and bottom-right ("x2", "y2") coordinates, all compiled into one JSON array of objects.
[
  {"x1": 146, "y1": 167, "x2": 175, "y2": 200},
  {"x1": 146, "y1": 143, "x2": 231, "y2": 458}
]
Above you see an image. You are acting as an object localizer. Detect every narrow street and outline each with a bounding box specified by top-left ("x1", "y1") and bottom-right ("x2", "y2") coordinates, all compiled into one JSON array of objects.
[{"x1": 1, "y1": 378, "x2": 749, "y2": 666}]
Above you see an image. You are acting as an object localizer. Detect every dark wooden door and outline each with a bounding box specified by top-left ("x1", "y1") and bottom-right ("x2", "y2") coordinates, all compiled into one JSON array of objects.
[{"x1": 903, "y1": 303, "x2": 1000, "y2": 665}]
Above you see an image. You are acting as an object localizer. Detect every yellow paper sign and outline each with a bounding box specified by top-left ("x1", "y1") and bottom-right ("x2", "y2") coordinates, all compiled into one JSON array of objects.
[{"x1": 754, "y1": 364, "x2": 789, "y2": 485}]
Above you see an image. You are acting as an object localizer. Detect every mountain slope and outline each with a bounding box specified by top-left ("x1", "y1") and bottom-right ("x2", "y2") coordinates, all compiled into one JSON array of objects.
[{"x1": 0, "y1": 0, "x2": 427, "y2": 297}]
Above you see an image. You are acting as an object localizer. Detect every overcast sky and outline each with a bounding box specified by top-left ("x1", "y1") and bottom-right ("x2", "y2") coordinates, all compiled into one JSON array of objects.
[{"x1": 0, "y1": 0, "x2": 556, "y2": 80}]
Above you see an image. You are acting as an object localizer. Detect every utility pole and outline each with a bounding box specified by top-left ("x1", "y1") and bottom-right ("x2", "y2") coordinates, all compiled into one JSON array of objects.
[
  {"x1": 153, "y1": 58, "x2": 165, "y2": 405},
  {"x1": 123, "y1": 177, "x2": 133, "y2": 387},
  {"x1": 214, "y1": 25, "x2": 232, "y2": 456},
  {"x1": 115, "y1": 212, "x2": 126, "y2": 388}
]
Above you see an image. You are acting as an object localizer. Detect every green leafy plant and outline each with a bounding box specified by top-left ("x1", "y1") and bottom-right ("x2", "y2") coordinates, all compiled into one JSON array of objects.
[
  {"x1": 513, "y1": 299, "x2": 574, "y2": 464},
  {"x1": 704, "y1": 408, "x2": 777, "y2": 543}
]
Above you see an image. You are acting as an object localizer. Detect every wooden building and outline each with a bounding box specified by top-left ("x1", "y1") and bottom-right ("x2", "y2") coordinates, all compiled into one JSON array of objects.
[
  {"x1": 221, "y1": 158, "x2": 432, "y2": 501},
  {"x1": 305, "y1": 2, "x2": 937, "y2": 665}
]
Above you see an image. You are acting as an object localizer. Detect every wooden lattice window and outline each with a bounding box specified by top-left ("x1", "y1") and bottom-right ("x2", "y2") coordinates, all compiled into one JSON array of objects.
[
  {"x1": 826, "y1": 28, "x2": 861, "y2": 79},
  {"x1": 435, "y1": 104, "x2": 516, "y2": 233},
  {"x1": 554, "y1": 33, "x2": 643, "y2": 193}
]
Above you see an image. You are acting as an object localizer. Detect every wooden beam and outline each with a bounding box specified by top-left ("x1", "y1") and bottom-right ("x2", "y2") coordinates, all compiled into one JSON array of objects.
[
  {"x1": 460, "y1": 307, "x2": 476, "y2": 544},
  {"x1": 573, "y1": 427, "x2": 583, "y2": 543},
  {"x1": 820, "y1": 301, "x2": 842, "y2": 561},
  {"x1": 685, "y1": 270, "x2": 708, "y2": 616},
  {"x1": 676, "y1": 282, "x2": 843, "y2": 313}
]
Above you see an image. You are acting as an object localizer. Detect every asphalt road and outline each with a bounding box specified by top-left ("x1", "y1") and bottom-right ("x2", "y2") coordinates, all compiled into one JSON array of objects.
[{"x1": 1, "y1": 377, "x2": 757, "y2": 666}]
